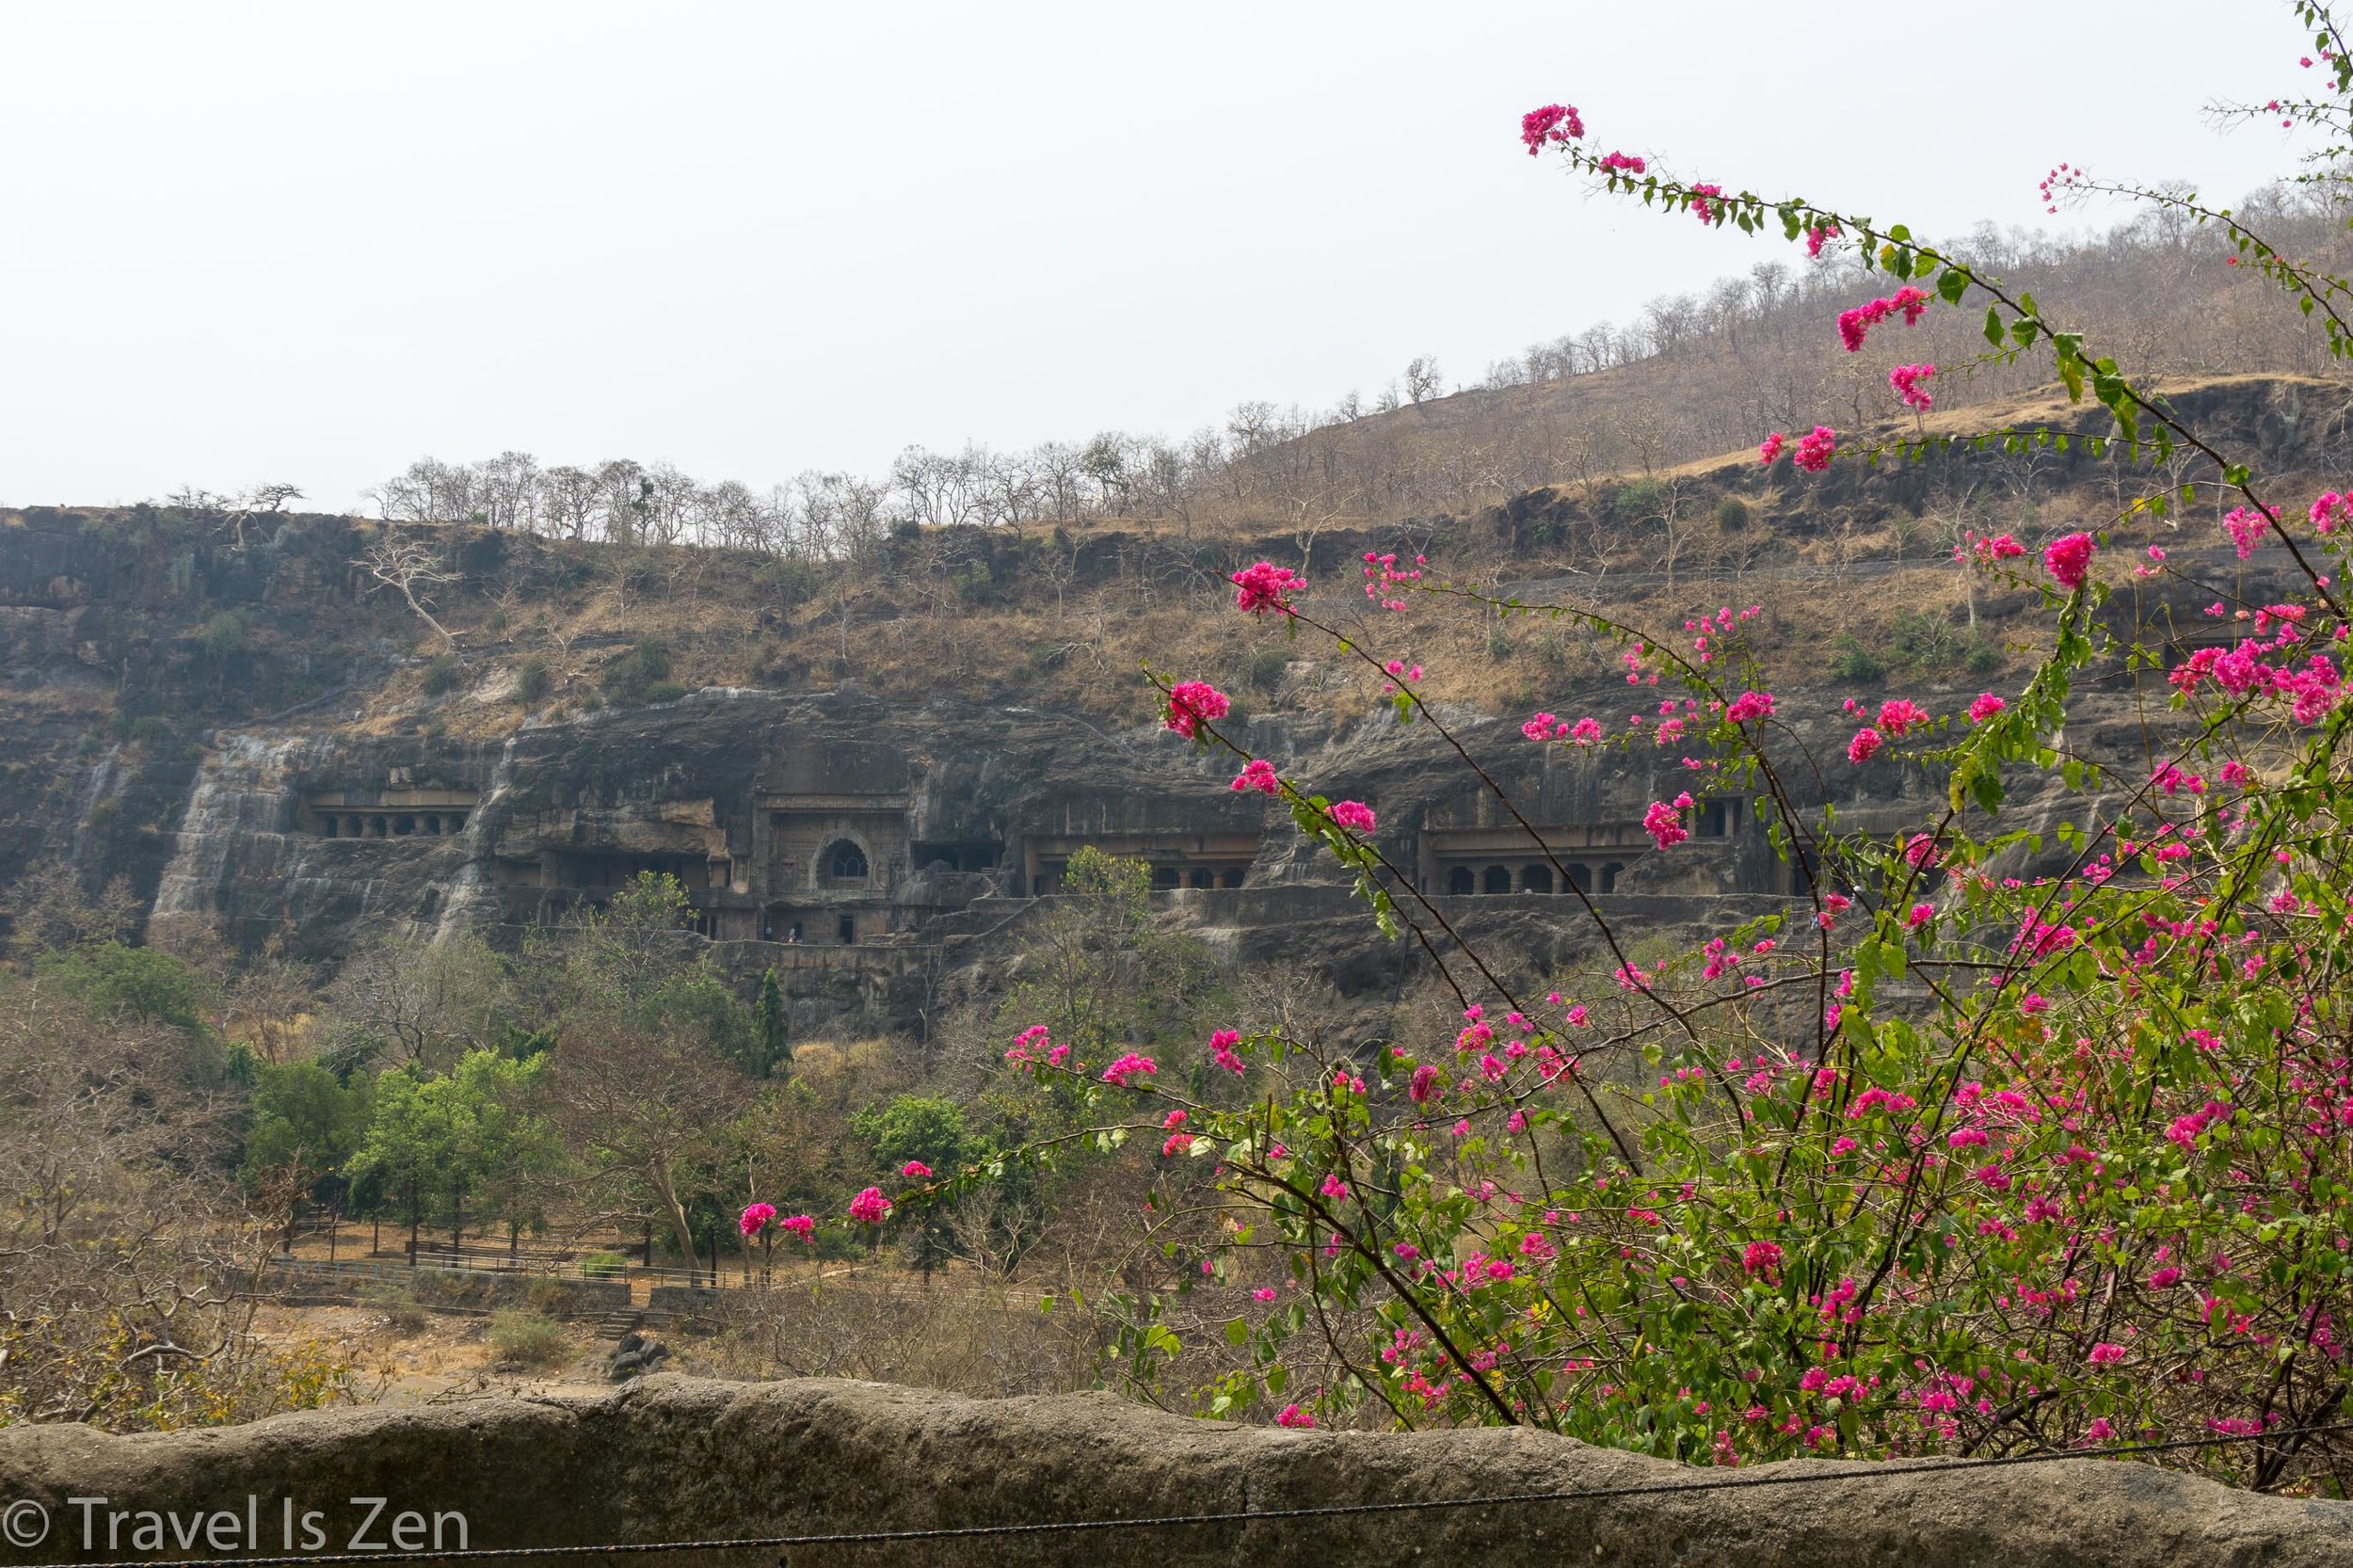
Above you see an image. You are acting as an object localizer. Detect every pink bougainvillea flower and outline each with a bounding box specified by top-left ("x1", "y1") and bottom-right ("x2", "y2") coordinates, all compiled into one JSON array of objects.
[
  {"x1": 1689, "y1": 182, "x2": 1724, "y2": 224},
  {"x1": 1519, "y1": 104, "x2": 1584, "y2": 154},
  {"x1": 1408, "y1": 1063, "x2": 1444, "y2": 1103},
  {"x1": 1209, "y1": 1028, "x2": 1245, "y2": 1075},
  {"x1": 1758, "y1": 431, "x2": 1786, "y2": 465},
  {"x1": 2043, "y1": 532, "x2": 2095, "y2": 590},
  {"x1": 1642, "y1": 792, "x2": 1694, "y2": 849},
  {"x1": 739, "y1": 1201, "x2": 776, "y2": 1238},
  {"x1": 1805, "y1": 221, "x2": 1840, "y2": 257},
  {"x1": 848, "y1": 1187, "x2": 892, "y2": 1224},
  {"x1": 1967, "y1": 692, "x2": 2007, "y2": 723},
  {"x1": 1847, "y1": 727, "x2": 1883, "y2": 763},
  {"x1": 2223, "y1": 505, "x2": 2270, "y2": 560},
  {"x1": 1274, "y1": 1403, "x2": 1317, "y2": 1428},
  {"x1": 1230, "y1": 560, "x2": 1306, "y2": 615},
  {"x1": 779, "y1": 1213, "x2": 816, "y2": 1242},
  {"x1": 1725, "y1": 690, "x2": 1775, "y2": 724},
  {"x1": 899, "y1": 1160, "x2": 933, "y2": 1180},
  {"x1": 1596, "y1": 150, "x2": 1646, "y2": 174},
  {"x1": 1877, "y1": 697, "x2": 1930, "y2": 738},
  {"x1": 1003, "y1": 1023, "x2": 1051, "y2": 1064},
  {"x1": 1742, "y1": 1240, "x2": 1783, "y2": 1274},
  {"x1": 1836, "y1": 287, "x2": 1930, "y2": 352},
  {"x1": 1329, "y1": 800, "x2": 1377, "y2": 834},
  {"x1": 1101, "y1": 1052, "x2": 1159, "y2": 1086},
  {"x1": 1793, "y1": 425, "x2": 1837, "y2": 472},
  {"x1": 1230, "y1": 759, "x2": 1280, "y2": 795},
  {"x1": 1889, "y1": 362, "x2": 1937, "y2": 410},
  {"x1": 1164, "y1": 680, "x2": 1230, "y2": 740}
]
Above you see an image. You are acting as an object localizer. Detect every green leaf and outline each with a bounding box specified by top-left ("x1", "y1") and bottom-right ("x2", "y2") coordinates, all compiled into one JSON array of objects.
[
  {"x1": 1938, "y1": 269, "x2": 1970, "y2": 305},
  {"x1": 1984, "y1": 307, "x2": 2004, "y2": 346}
]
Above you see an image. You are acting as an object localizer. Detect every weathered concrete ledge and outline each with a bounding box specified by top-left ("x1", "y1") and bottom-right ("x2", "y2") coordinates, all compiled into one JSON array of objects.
[{"x1": 0, "y1": 1377, "x2": 2344, "y2": 1567}]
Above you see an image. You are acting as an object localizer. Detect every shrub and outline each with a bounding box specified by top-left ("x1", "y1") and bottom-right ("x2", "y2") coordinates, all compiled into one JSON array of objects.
[
  {"x1": 952, "y1": 563, "x2": 996, "y2": 603},
  {"x1": 514, "y1": 657, "x2": 551, "y2": 705},
  {"x1": 1714, "y1": 496, "x2": 1750, "y2": 531},
  {"x1": 200, "y1": 608, "x2": 254, "y2": 658},
  {"x1": 600, "y1": 637, "x2": 675, "y2": 706},
  {"x1": 577, "y1": 1250, "x2": 630, "y2": 1280},
  {"x1": 1241, "y1": 648, "x2": 1289, "y2": 694},
  {"x1": 359, "y1": 1286, "x2": 428, "y2": 1337},
  {"x1": 34, "y1": 941, "x2": 210, "y2": 1031},
  {"x1": 1828, "y1": 634, "x2": 1884, "y2": 683},
  {"x1": 420, "y1": 655, "x2": 461, "y2": 696},
  {"x1": 487, "y1": 1309, "x2": 570, "y2": 1369},
  {"x1": 1608, "y1": 478, "x2": 1668, "y2": 520}
]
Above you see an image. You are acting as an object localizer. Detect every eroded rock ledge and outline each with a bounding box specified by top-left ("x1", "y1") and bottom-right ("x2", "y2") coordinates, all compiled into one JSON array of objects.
[{"x1": 1, "y1": 1377, "x2": 2345, "y2": 1567}]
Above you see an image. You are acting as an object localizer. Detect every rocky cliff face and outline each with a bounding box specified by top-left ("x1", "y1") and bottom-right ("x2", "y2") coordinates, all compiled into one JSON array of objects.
[
  {"x1": 135, "y1": 680, "x2": 1815, "y2": 1032},
  {"x1": 5, "y1": 376, "x2": 2334, "y2": 1026}
]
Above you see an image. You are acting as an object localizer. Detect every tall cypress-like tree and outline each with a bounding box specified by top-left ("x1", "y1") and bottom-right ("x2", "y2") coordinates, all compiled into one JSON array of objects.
[{"x1": 753, "y1": 968, "x2": 791, "y2": 1078}]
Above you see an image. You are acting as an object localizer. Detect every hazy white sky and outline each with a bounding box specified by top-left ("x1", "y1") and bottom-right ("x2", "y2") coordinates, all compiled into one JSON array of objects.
[{"x1": 0, "y1": 2, "x2": 2318, "y2": 511}]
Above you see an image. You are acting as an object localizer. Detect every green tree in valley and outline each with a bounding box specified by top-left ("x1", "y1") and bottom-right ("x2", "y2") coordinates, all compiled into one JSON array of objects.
[
  {"x1": 241, "y1": 1061, "x2": 372, "y2": 1208},
  {"x1": 751, "y1": 968, "x2": 792, "y2": 1078}
]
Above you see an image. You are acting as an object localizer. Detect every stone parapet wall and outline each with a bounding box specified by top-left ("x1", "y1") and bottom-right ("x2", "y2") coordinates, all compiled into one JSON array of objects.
[{"x1": 0, "y1": 1378, "x2": 2344, "y2": 1567}]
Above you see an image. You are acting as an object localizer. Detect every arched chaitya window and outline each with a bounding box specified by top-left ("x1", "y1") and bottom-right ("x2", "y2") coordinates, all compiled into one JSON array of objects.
[
  {"x1": 826, "y1": 840, "x2": 869, "y2": 884},
  {"x1": 1448, "y1": 866, "x2": 1475, "y2": 896},
  {"x1": 1483, "y1": 865, "x2": 1513, "y2": 895},
  {"x1": 1567, "y1": 863, "x2": 1593, "y2": 893},
  {"x1": 1521, "y1": 864, "x2": 1553, "y2": 894}
]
